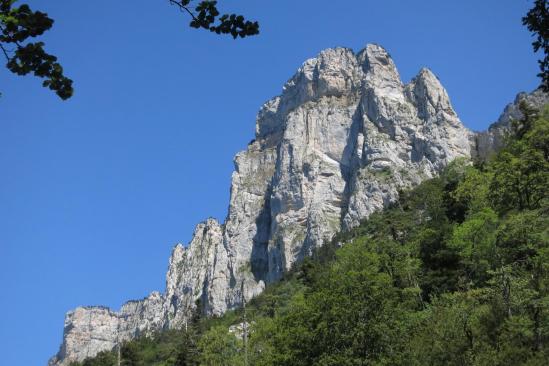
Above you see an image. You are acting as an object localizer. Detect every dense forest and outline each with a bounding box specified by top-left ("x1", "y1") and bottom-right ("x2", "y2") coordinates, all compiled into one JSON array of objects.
[{"x1": 72, "y1": 102, "x2": 549, "y2": 366}]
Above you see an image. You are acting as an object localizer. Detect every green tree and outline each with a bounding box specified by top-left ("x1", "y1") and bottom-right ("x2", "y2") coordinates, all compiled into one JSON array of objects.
[
  {"x1": 198, "y1": 325, "x2": 243, "y2": 366},
  {"x1": 173, "y1": 329, "x2": 200, "y2": 366},
  {"x1": 0, "y1": 0, "x2": 73, "y2": 99},
  {"x1": 410, "y1": 290, "x2": 495, "y2": 366},
  {"x1": 68, "y1": 350, "x2": 117, "y2": 366},
  {"x1": 265, "y1": 238, "x2": 422, "y2": 366},
  {"x1": 120, "y1": 341, "x2": 141, "y2": 366},
  {"x1": 452, "y1": 166, "x2": 491, "y2": 217},
  {"x1": 523, "y1": 0, "x2": 549, "y2": 91},
  {"x1": 450, "y1": 208, "x2": 498, "y2": 287},
  {"x1": 489, "y1": 106, "x2": 549, "y2": 212}
]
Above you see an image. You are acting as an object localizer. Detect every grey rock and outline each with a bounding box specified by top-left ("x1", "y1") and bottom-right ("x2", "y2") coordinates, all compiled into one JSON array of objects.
[
  {"x1": 49, "y1": 44, "x2": 547, "y2": 366},
  {"x1": 473, "y1": 88, "x2": 548, "y2": 160},
  {"x1": 48, "y1": 292, "x2": 164, "y2": 366}
]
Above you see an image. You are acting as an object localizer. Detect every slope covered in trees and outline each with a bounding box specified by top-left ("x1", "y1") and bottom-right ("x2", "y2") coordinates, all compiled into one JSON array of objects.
[{"x1": 71, "y1": 103, "x2": 549, "y2": 365}]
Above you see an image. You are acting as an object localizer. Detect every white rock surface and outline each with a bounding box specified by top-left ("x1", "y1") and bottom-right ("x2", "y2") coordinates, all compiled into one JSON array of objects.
[{"x1": 50, "y1": 44, "x2": 545, "y2": 366}]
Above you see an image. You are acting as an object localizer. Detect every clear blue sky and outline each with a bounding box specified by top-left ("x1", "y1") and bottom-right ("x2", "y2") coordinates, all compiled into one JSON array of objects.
[{"x1": 0, "y1": 1, "x2": 541, "y2": 365}]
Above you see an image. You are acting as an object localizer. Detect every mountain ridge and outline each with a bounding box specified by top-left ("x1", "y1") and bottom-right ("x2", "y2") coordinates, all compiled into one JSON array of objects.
[{"x1": 49, "y1": 43, "x2": 546, "y2": 366}]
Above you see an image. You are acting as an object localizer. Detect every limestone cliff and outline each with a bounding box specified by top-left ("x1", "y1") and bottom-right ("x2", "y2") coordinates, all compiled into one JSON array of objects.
[
  {"x1": 473, "y1": 88, "x2": 548, "y2": 160},
  {"x1": 50, "y1": 44, "x2": 542, "y2": 366}
]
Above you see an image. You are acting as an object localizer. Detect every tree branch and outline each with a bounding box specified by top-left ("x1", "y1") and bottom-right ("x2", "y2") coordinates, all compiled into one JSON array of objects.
[
  {"x1": 168, "y1": 0, "x2": 198, "y2": 21},
  {"x1": 0, "y1": 24, "x2": 11, "y2": 61},
  {"x1": 0, "y1": 42, "x2": 10, "y2": 61}
]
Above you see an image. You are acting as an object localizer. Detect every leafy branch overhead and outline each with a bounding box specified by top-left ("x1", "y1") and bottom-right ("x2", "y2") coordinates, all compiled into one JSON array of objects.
[
  {"x1": 0, "y1": 0, "x2": 73, "y2": 99},
  {"x1": 0, "y1": 1, "x2": 259, "y2": 100},
  {"x1": 523, "y1": 0, "x2": 549, "y2": 91},
  {"x1": 168, "y1": 0, "x2": 259, "y2": 39}
]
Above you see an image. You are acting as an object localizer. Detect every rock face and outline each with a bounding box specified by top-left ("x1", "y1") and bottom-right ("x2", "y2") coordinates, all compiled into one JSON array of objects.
[
  {"x1": 473, "y1": 88, "x2": 548, "y2": 160},
  {"x1": 51, "y1": 43, "x2": 485, "y2": 365}
]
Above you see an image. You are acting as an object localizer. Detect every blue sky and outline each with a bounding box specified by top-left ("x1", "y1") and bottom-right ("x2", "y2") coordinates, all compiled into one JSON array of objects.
[{"x1": 0, "y1": 0, "x2": 541, "y2": 365}]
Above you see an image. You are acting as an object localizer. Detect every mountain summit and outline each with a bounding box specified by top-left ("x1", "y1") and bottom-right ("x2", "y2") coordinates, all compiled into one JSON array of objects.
[{"x1": 50, "y1": 44, "x2": 541, "y2": 366}]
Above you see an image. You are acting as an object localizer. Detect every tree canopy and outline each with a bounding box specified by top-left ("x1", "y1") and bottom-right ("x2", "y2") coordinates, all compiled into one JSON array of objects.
[{"x1": 0, "y1": 0, "x2": 73, "y2": 99}]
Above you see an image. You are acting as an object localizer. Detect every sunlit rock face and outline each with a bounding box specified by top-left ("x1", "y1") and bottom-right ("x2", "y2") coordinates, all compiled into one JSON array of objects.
[
  {"x1": 51, "y1": 43, "x2": 499, "y2": 366},
  {"x1": 473, "y1": 88, "x2": 549, "y2": 160},
  {"x1": 48, "y1": 293, "x2": 164, "y2": 366}
]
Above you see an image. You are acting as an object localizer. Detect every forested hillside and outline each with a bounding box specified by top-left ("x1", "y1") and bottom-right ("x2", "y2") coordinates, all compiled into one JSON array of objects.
[{"x1": 72, "y1": 103, "x2": 549, "y2": 366}]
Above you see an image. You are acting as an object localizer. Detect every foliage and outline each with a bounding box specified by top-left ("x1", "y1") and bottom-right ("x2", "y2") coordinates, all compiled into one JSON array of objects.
[
  {"x1": 197, "y1": 325, "x2": 243, "y2": 365},
  {"x1": 489, "y1": 104, "x2": 549, "y2": 212},
  {"x1": 523, "y1": 0, "x2": 549, "y2": 91},
  {"x1": 0, "y1": 0, "x2": 73, "y2": 99},
  {"x1": 0, "y1": 1, "x2": 258, "y2": 98},
  {"x1": 1, "y1": 0, "x2": 545, "y2": 98},
  {"x1": 168, "y1": 1, "x2": 259, "y2": 39},
  {"x1": 72, "y1": 102, "x2": 549, "y2": 365}
]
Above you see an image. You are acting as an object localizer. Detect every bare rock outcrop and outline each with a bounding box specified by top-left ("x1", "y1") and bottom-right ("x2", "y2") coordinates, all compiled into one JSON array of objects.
[
  {"x1": 52, "y1": 43, "x2": 530, "y2": 365},
  {"x1": 473, "y1": 88, "x2": 548, "y2": 160}
]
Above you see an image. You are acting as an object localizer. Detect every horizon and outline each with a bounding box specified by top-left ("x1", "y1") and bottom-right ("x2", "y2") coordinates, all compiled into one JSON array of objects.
[{"x1": 0, "y1": 1, "x2": 542, "y2": 365}]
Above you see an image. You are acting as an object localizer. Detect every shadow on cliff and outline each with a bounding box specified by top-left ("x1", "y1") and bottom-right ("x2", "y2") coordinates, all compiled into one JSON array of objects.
[
  {"x1": 338, "y1": 102, "x2": 364, "y2": 228},
  {"x1": 250, "y1": 186, "x2": 272, "y2": 283}
]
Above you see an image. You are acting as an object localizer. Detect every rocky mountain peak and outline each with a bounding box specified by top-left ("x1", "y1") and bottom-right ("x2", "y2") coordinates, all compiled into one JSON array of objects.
[
  {"x1": 408, "y1": 67, "x2": 456, "y2": 121},
  {"x1": 279, "y1": 47, "x2": 360, "y2": 112},
  {"x1": 359, "y1": 44, "x2": 402, "y2": 92},
  {"x1": 48, "y1": 44, "x2": 547, "y2": 366}
]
